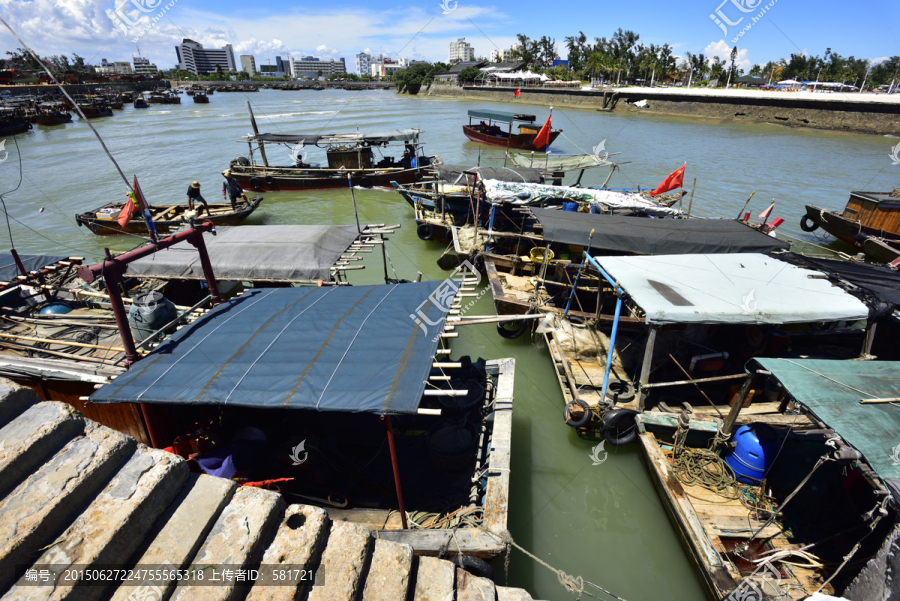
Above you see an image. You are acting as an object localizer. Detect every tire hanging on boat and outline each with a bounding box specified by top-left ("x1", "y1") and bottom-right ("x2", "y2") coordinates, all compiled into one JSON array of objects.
[
  {"x1": 602, "y1": 408, "x2": 639, "y2": 446},
  {"x1": 249, "y1": 177, "x2": 261, "y2": 190},
  {"x1": 264, "y1": 175, "x2": 275, "y2": 185},
  {"x1": 416, "y1": 222, "x2": 434, "y2": 241},
  {"x1": 496, "y1": 319, "x2": 526, "y2": 339},
  {"x1": 415, "y1": 171, "x2": 424, "y2": 182},
  {"x1": 565, "y1": 399, "x2": 593, "y2": 428},
  {"x1": 800, "y1": 215, "x2": 819, "y2": 232},
  {"x1": 360, "y1": 177, "x2": 373, "y2": 189},
  {"x1": 605, "y1": 378, "x2": 636, "y2": 403}
]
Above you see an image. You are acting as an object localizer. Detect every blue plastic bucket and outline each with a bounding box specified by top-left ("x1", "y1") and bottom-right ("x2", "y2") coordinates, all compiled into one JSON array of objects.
[
  {"x1": 563, "y1": 202, "x2": 578, "y2": 212},
  {"x1": 725, "y1": 424, "x2": 780, "y2": 484}
]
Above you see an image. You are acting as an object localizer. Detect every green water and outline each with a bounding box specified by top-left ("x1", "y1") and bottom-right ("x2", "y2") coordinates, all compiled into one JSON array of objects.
[{"x1": 4, "y1": 89, "x2": 898, "y2": 600}]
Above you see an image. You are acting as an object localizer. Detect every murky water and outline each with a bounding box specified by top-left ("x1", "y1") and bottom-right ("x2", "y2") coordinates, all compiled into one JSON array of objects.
[{"x1": 4, "y1": 89, "x2": 897, "y2": 600}]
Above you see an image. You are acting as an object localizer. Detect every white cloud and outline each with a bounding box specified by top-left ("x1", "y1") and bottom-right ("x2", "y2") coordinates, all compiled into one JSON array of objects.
[{"x1": 704, "y1": 39, "x2": 751, "y2": 72}]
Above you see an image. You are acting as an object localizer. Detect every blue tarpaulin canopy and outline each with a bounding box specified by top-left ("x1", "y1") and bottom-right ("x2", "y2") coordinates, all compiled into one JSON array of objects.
[
  {"x1": 90, "y1": 282, "x2": 449, "y2": 414},
  {"x1": 753, "y1": 358, "x2": 900, "y2": 499}
]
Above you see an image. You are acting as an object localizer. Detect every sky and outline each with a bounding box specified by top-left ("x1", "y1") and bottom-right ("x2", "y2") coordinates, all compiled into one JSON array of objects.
[{"x1": 0, "y1": 0, "x2": 897, "y2": 74}]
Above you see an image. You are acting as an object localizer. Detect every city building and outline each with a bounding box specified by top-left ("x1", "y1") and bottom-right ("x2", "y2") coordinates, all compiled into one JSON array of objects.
[
  {"x1": 489, "y1": 46, "x2": 522, "y2": 63},
  {"x1": 132, "y1": 56, "x2": 159, "y2": 76},
  {"x1": 449, "y1": 38, "x2": 474, "y2": 64},
  {"x1": 258, "y1": 63, "x2": 286, "y2": 78},
  {"x1": 433, "y1": 60, "x2": 488, "y2": 82},
  {"x1": 175, "y1": 38, "x2": 237, "y2": 75},
  {"x1": 290, "y1": 56, "x2": 346, "y2": 79},
  {"x1": 355, "y1": 52, "x2": 384, "y2": 76},
  {"x1": 240, "y1": 55, "x2": 257, "y2": 76},
  {"x1": 95, "y1": 59, "x2": 133, "y2": 75},
  {"x1": 276, "y1": 56, "x2": 287, "y2": 75},
  {"x1": 370, "y1": 62, "x2": 404, "y2": 79}
]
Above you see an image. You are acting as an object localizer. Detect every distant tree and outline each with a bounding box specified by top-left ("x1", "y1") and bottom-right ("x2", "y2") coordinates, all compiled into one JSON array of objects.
[
  {"x1": 727, "y1": 45, "x2": 738, "y2": 85},
  {"x1": 237, "y1": 70, "x2": 250, "y2": 80},
  {"x1": 317, "y1": 69, "x2": 323, "y2": 77},
  {"x1": 457, "y1": 66, "x2": 481, "y2": 84}
]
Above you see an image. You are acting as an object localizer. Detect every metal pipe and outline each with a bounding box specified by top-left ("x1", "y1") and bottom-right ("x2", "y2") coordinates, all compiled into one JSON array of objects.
[
  {"x1": 384, "y1": 415, "x2": 408, "y2": 530},
  {"x1": 564, "y1": 229, "x2": 594, "y2": 317},
  {"x1": 485, "y1": 204, "x2": 496, "y2": 254},
  {"x1": 689, "y1": 352, "x2": 729, "y2": 373},
  {"x1": 599, "y1": 295, "x2": 622, "y2": 405},
  {"x1": 187, "y1": 229, "x2": 220, "y2": 303}
]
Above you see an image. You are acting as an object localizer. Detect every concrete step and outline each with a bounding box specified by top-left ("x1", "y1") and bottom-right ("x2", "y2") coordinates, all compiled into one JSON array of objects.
[
  {"x1": 0, "y1": 380, "x2": 40, "y2": 427},
  {"x1": 245, "y1": 503, "x2": 329, "y2": 601},
  {"x1": 170, "y1": 485, "x2": 285, "y2": 601},
  {"x1": 0, "y1": 402, "x2": 85, "y2": 498},
  {"x1": 308, "y1": 521, "x2": 372, "y2": 601},
  {"x1": 0, "y1": 422, "x2": 135, "y2": 592},
  {"x1": 108, "y1": 473, "x2": 237, "y2": 601},
  {"x1": 496, "y1": 587, "x2": 534, "y2": 601},
  {"x1": 3, "y1": 445, "x2": 188, "y2": 601},
  {"x1": 456, "y1": 568, "x2": 496, "y2": 601},
  {"x1": 361, "y1": 539, "x2": 413, "y2": 601},
  {"x1": 413, "y1": 556, "x2": 455, "y2": 601}
]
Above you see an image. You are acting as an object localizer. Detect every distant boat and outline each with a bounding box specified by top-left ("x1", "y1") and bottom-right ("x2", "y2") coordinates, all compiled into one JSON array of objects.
[
  {"x1": 27, "y1": 101, "x2": 72, "y2": 125},
  {"x1": 133, "y1": 95, "x2": 148, "y2": 108},
  {"x1": 75, "y1": 98, "x2": 113, "y2": 118},
  {"x1": 75, "y1": 197, "x2": 263, "y2": 236},
  {"x1": 193, "y1": 92, "x2": 209, "y2": 104},
  {"x1": 462, "y1": 109, "x2": 561, "y2": 151}
]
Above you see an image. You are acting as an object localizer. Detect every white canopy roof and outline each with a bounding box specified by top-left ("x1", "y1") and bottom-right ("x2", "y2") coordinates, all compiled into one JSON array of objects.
[{"x1": 593, "y1": 253, "x2": 869, "y2": 325}]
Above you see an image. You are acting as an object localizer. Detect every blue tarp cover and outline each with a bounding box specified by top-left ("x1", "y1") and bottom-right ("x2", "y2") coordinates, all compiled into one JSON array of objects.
[
  {"x1": 0, "y1": 254, "x2": 69, "y2": 282},
  {"x1": 90, "y1": 282, "x2": 449, "y2": 414},
  {"x1": 754, "y1": 358, "x2": 900, "y2": 487}
]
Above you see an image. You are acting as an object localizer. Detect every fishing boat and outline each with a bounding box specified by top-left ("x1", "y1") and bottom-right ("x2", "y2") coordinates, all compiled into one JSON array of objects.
[
  {"x1": 228, "y1": 124, "x2": 440, "y2": 191},
  {"x1": 192, "y1": 91, "x2": 209, "y2": 104},
  {"x1": 859, "y1": 235, "x2": 900, "y2": 266},
  {"x1": 27, "y1": 101, "x2": 71, "y2": 125},
  {"x1": 801, "y1": 190, "x2": 900, "y2": 248},
  {"x1": 107, "y1": 96, "x2": 124, "y2": 110},
  {"x1": 133, "y1": 94, "x2": 148, "y2": 108},
  {"x1": 75, "y1": 97, "x2": 113, "y2": 118},
  {"x1": 148, "y1": 90, "x2": 180, "y2": 104},
  {"x1": 463, "y1": 109, "x2": 561, "y2": 151},
  {"x1": 185, "y1": 89, "x2": 195, "y2": 97},
  {"x1": 74, "y1": 197, "x2": 263, "y2": 236},
  {"x1": 0, "y1": 106, "x2": 32, "y2": 134}
]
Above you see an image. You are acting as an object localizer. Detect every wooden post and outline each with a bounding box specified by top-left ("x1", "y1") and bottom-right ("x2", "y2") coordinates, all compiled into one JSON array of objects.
[
  {"x1": 384, "y1": 415, "x2": 408, "y2": 529},
  {"x1": 722, "y1": 375, "x2": 755, "y2": 438},
  {"x1": 862, "y1": 320, "x2": 878, "y2": 358},
  {"x1": 246, "y1": 101, "x2": 268, "y2": 167},
  {"x1": 637, "y1": 325, "x2": 658, "y2": 410},
  {"x1": 686, "y1": 178, "x2": 696, "y2": 216}
]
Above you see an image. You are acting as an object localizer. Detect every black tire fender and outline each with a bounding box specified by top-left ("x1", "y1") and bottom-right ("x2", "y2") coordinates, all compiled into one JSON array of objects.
[
  {"x1": 565, "y1": 399, "x2": 593, "y2": 428},
  {"x1": 450, "y1": 555, "x2": 495, "y2": 581},
  {"x1": 602, "y1": 408, "x2": 639, "y2": 446},
  {"x1": 496, "y1": 319, "x2": 526, "y2": 339},
  {"x1": 360, "y1": 176, "x2": 373, "y2": 189},
  {"x1": 414, "y1": 171, "x2": 424, "y2": 182},
  {"x1": 264, "y1": 175, "x2": 275, "y2": 185},
  {"x1": 605, "y1": 377, "x2": 636, "y2": 403},
  {"x1": 416, "y1": 222, "x2": 434, "y2": 241},
  {"x1": 800, "y1": 214, "x2": 819, "y2": 232},
  {"x1": 249, "y1": 177, "x2": 261, "y2": 190}
]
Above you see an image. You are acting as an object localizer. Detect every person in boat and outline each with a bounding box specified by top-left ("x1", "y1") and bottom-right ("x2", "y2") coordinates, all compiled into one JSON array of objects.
[
  {"x1": 186, "y1": 181, "x2": 209, "y2": 216},
  {"x1": 221, "y1": 170, "x2": 248, "y2": 211}
]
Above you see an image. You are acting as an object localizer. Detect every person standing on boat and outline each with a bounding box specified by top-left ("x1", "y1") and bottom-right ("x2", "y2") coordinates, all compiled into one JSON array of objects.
[
  {"x1": 186, "y1": 181, "x2": 209, "y2": 216},
  {"x1": 221, "y1": 170, "x2": 248, "y2": 211}
]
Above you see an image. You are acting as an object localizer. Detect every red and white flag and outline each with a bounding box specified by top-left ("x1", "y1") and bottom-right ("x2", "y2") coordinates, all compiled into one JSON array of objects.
[
  {"x1": 758, "y1": 202, "x2": 775, "y2": 221},
  {"x1": 533, "y1": 115, "x2": 552, "y2": 150},
  {"x1": 649, "y1": 164, "x2": 685, "y2": 196}
]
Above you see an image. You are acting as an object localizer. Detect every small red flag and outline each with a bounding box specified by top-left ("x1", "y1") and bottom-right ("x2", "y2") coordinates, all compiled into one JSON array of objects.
[
  {"x1": 533, "y1": 115, "x2": 552, "y2": 150},
  {"x1": 650, "y1": 164, "x2": 685, "y2": 196},
  {"x1": 514, "y1": 88, "x2": 521, "y2": 98},
  {"x1": 758, "y1": 202, "x2": 775, "y2": 221},
  {"x1": 117, "y1": 195, "x2": 135, "y2": 228}
]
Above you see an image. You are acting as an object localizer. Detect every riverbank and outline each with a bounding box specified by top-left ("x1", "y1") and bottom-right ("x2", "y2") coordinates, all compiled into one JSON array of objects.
[{"x1": 402, "y1": 84, "x2": 900, "y2": 136}]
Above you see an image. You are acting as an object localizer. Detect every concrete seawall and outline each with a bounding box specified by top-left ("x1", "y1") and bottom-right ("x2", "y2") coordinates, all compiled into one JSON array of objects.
[{"x1": 401, "y1": 84, "x2": 900, "y2": 136}]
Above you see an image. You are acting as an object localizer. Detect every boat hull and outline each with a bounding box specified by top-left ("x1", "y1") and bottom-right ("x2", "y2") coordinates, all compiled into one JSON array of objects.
[
  {"x1": 462, "y1": 125, "x2": 561, "y2": 151},
  {"x1": 193, "y1": 96, "x2": 209, "y2": 104},
  {"x1": 803, "y1": 204, "x2": 900, "y2": 247},
  {"x1": 230, "y1": 165, "x2": 432, "y2": 191},
  {"x1": 31, "y1": 114, "x2": 72, "y2": 125},
  {"x1": 0, "y1": 123, "x2": 33, "y2": 135},
  {"x1": 75, "y1": 197, "x2": 263, "y2": 236},
  {"x1": 862, "y1": 237, "x2": 900, "y2": 265}
]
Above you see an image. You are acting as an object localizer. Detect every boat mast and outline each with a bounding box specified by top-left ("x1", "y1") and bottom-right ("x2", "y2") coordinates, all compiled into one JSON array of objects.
[{"x1": 246, "y1": 101, "x2": 269, "y2": 167}]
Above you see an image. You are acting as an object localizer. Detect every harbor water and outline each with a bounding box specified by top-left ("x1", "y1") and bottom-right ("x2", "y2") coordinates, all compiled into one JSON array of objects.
[{"x1": 3, "y1": 88, "x2": 897, "y2": 600}]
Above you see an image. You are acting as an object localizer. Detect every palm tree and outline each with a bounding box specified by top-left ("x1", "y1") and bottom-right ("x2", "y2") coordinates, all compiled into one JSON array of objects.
[{"x1": 584, "y1": 51, "x2": 609, "y2": 84}]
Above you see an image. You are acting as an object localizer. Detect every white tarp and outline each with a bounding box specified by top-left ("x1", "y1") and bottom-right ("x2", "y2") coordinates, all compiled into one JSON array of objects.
[
  {"x1": 481, "y1": 179, "x2": 681, "y2": 216},
  {"x1": 594, "y1": 253, "x2": 869, "y2": 325}
]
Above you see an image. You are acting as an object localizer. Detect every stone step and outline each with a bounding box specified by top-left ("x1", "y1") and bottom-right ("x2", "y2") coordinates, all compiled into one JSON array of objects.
[
  {"x1": 496, "y1": 587, "x2": 534, "y2": 601},
  {"x1": 245, "y1": 504, "x2": 329, "y2": 601},
  {"x1": 0, "y1": 380, "x2": 40, "y2": 427},
  {"x1": 107, "y1": 473, "x2": 237, "y2": 601},
  {"x1": 170, "y1": 486, "x2": 285, "y2": 601},
  {"x1": 0, "y1": 402, "x2": 85, "y2": 498},
  {"x1": 413, "y1": 556, "x2": 455, "y2": 601},
  {"x1": 3, "y1": 445, "x2": 188, "y2": 601},
  {"x1": 0, "y1": 422, "x2": 135, "y2": 592},
  {"x1": 361, "y1": 539, "x2": 413, "y2": 601},
  {"x1": 308, "y1": 521, "x2": 372, "y2": 601},
  {"x1": 456, "y1": 568, "x2": 496, "y2": 601}
]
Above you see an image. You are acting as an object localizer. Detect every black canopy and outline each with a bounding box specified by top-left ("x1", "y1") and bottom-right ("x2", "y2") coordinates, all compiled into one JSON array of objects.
[
  {"x1": 434, "y1": 164, "x2": 544, "y2": 185},
  {"x1": 530, "y1": 209, "x2": 790, "y2": 255},
  {"x1": 90, "y1": 283, "x2": 449, "y2": 414}
]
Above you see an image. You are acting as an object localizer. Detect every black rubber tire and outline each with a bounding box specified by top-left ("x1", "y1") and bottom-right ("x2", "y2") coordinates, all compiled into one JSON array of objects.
[
  {"x1": 565, "y1": 399, "x2": 593, "y2": 428},
  {"x1": 359, "y1": 177, "x2": 373, "y2": 189},
  {"x1": 414, "y1": 171, "x2": 424, "y2": 182},
  {"x1": 249, "y1": 177, "x2": 261, "y2": 190},
  {"x1": 416, "y1": 222, "x2": 434, "y2": 241},
  {"x1": 800, "y1": 214, "x2": 819, "y2": 232},
  {"x1": 472, "y1": 253, "x2": 485, "y2": 273},
  {"x1": 602, "y1": 409, "x2": 639, "y2": 446},
  {"x1": 568, "y1": 315, "x2": 585, "y2": 325},
  {"x1": 264, "y1": 175, "x2": 274, "y2": 185},
  {"x1": 496, "y1": 319, "x2": 526, "y2": 339},
  {"x1": 605, "y1": 377, "x2": 636, "y2": 403},
  {"x1": 451, "y1": 555, "x2": 495, "y2": 581}
]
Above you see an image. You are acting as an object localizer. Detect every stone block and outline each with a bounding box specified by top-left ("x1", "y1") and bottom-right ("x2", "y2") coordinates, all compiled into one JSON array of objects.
[
  {"x1": 413, "y1": 557, "x2": 455, "y2": 601},
  {"x1": 361, "y1": 539, "x2": 413, "y2": 601},
  {"x1": 0, "y1": 379, "x2": 40, "y2": 427},
  {"x1": 456, "y1": 568, "x2": 495, "y2": 601},
  {"x1": 496, "y1": 587, "x2": 533, "y2": 601},
  {"x1": 307, "y1": 521, "x2": 371, "y2": 601}
]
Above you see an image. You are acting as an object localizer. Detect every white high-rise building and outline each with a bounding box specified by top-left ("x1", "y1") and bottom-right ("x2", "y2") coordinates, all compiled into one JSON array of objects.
[
  {"x1": 175, "y1": 39, "x2": 237, "y2": 75},
  {"x1": 290, "y1": 56, "x2": 346, "y2": 79},
  {"x1": 132, "y1": 56, "x2": 159, "y2": 76},
  {"x1": 355, "y1": 52, "x2": 385, "y2": 76},
  {"x1": 449, "y1": 38, "x2": 474, "y2": 64},
  {"x1": 240, "y1": 55, "x2": 257, "y2": 76},
  {"x1": 96, "y1": 59, "x2": 133, "y2": 75}
]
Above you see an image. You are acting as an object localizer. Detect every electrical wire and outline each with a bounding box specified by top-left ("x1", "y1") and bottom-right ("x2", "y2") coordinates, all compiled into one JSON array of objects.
[{"x1": 0, "y1": 134, "x2": 23, "y2": 248}]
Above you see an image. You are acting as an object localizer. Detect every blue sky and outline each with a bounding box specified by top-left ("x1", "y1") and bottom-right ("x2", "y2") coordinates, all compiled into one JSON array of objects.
[{"x1": 1, "y1": 0, "x2": 897, "y2": 74}]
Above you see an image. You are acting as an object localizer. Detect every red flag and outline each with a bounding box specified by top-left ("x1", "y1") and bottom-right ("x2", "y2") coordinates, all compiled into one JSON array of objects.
[
  {"x1": 649, "y1": 164, "x2": 685, "y2": 196},
  {"x1": 533, "y1": 115, "x2": 552, "y2": 150},
  {"x1": 514, "y1": 88, "x2": 521, "y2": 98},
  {"x1": 758, "y1": 202, "x2": 775, "y2": 221},
  {"x1": 117, "y1": 195, "x2": 135, "y2": 228}
]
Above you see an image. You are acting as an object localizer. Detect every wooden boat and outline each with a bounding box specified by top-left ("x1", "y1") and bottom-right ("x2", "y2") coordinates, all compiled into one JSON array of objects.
[
  {"x1": 107, "y1": 98, "x2": 124, "y2": 110},
  {"x1": 27, "y1": 102, "x2": 72, "y2": 125},
  {"x1": 229, "y1": 128, "x2": 440, "y2": 191},
  {"x1": 463, "y1": 109, "x2": 561, "y2": 151},
  {"x1": 74, "y1": 197, "x2": 263, "y2": 236},
  {"x1": 186, "y1": 89, "x2": 195, "y2": 96},
  {"x1": 133, "y1": 96, "x2": 148, "y2": 108},
  {"x1": 148, "y1": 91, "x2": 180, "y2": 104},
  {"x1": 192, "y1": 92, "x2": 209, "y2": 104},
  {"x1": 76, "y1": 99, "x2": 113, "y2": 118},
  {"x1": 860, "y1": 235, "x2": 900, "y2": 266},
  {"x1": 801, "y1": 190, "x2": 900, "y2": 248}
]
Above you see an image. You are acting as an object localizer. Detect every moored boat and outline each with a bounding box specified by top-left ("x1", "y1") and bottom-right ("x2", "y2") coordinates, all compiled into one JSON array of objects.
[
  {"x1": 801, "y1": 190, "x2": 900, "y2": 248},
  {"x1": 27, "y1": 101, "x2": 72, "y2": 125},
  {"x1": 463, "y1": 109, "x2": 561, "y2": 151},
  {"x1": 74, "y1": 197, "x2": 263, "y2": 236},
  {"x1": 192, "y1": 91, "x2": 209, "y2": 103},
  {"x1": 75, "y1": 97, "x2": 113, "y2": 118},
  {"x1": 133, "y1": 95, "x2": 148, "y2": 108}
]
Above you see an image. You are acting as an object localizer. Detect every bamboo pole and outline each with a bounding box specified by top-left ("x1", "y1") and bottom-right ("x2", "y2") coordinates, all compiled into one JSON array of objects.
[
  {"x1": 0, "y1": 340, "x2": 122, "y2": 365},
  {"x1": 0, "y1": 332, "x2": 136, "y2": 354},
  {"x1": 686, "y1": 178, "x2": 697, "y2": 217}
]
